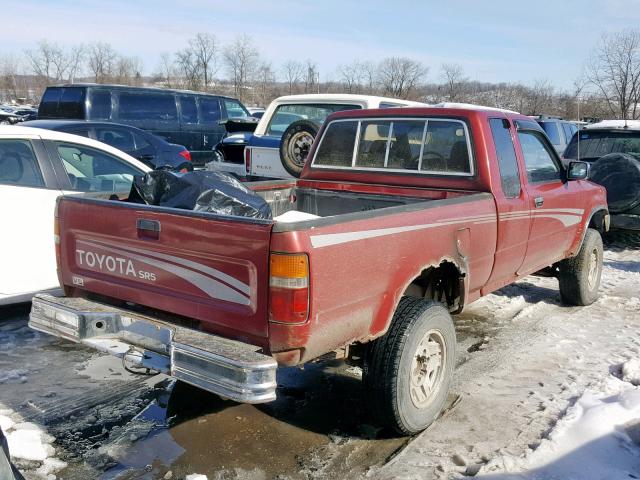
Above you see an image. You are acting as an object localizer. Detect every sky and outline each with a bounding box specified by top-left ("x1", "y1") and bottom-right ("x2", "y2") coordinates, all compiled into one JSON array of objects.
[{"x1": 3, "y1": 0, "x2": 640, "y2": 91}]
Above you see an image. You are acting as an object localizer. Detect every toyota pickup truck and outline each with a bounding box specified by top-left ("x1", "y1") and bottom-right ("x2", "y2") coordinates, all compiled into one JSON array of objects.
[{"x1": 29, "y1": 106, "x2": 609, "y2": 435}]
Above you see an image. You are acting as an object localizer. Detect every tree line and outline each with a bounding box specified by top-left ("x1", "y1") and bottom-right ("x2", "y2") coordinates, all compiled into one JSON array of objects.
[{"x1": 1, "y1": 29, "x2": 640, "y2": 121}]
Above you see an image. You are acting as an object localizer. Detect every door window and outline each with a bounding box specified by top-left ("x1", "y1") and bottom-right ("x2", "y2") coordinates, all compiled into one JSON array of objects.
[
  {"x1": 56, "y1": 142, "x2": 141, "y2": 192},
  {"x1": 94, "y1": 127, "x2": 136, "y2": 152},
  {"x1": 131, "y1": 131, "x2": 152, "y2": 151},
  {"x1": 517, "y1": 131, "x2": 561, "y2": 183},
  {"x1": 199, "y1": 98, "x2": 221, "y2": 123},
  {"x1": 66, "y1": 127, "x2": 92, "y2": 139},
  {"x1": 0, "y1": 139, "x2": 44, "y2": 187},
  {"x1": 223, "y1": 99, "x2": 249, "y2": 118},
  {"x1": 180, "y1": 96, "x2": 198, "y2": 124},
  {"x1": 490, "y1": 119, "x2": 521, "y2": 198},
  {"x1": 90, "y1": 90, "x2": 112, "y2": 120},
  {"x1": 119, "y1": 93, "x2": 177, "y2": 121}
]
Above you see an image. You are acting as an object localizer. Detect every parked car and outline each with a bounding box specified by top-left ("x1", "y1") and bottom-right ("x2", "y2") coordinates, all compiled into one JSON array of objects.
[
  {"x1": 207, "y1": 94, "x2": 427, "y2": 179},
  {"x1": 30, "y1": 105, "x2": 608, "y2": 435},
  {"x1": 0, "y1": 125, "x2": 150, "y2": 305},
  {"x1": 533, "y1": 115, "x2": 579, "y2": 155},
  {"x1": 0, "y1": 108, "x2": 36, "y2": 125},
  {"x1": 37, "y1": 84, "x2": 253, "y2": 166},
  {"x1": 247, "y1": 107, "x2": 266, "y2": 119},
  {"x1": 22, "y1": 120, "x2": 193, "y2": 171},
  {"x1": 564, "y1": 120, "x2": 640, "y2": 231}
]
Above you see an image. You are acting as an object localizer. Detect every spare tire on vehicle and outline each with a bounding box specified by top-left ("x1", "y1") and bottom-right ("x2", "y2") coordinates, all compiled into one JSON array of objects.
[
  {"x1": 279, "y1": 119, "x2": 320, "y2": 177},
  {"x1": 590, "y1": 153, "x2": 640, "y2": 213}
]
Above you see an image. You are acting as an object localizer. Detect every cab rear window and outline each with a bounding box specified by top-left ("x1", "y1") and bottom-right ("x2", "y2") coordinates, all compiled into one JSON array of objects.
[{"x1": 313, "y1": 118, "x2": 473, "y2": 175}]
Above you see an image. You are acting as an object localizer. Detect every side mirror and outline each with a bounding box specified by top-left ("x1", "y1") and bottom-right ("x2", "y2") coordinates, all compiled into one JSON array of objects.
[{"x1": 567, "y1": 161, "x2": 590, "y2": 181}]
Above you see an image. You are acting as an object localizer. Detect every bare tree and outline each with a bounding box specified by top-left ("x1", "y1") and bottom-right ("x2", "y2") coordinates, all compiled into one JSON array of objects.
[
  {"x1": 87, "y1": 42, "x2": 117, "y2": 83},
  {"x1": 281, "y1": 60, "x2": 304, "y2": 94},
  {"x1": 0, "y1": 55, "x2": 22, "y2": 101},
  {"x1": 337, "y1": 61, "x2": 365, "y2": 93},
  {"x1": 157, "y1": 52, "x2": 177, "y2": 88},
  {"x1": 254, "y1": 62, "x2": 275, "y2": 105},
  {"x1": 175, "y1": 47, "x2": 201, "y2": 90},
  {"x1": 223, "y1": 35, "x2": 260, "y2": 100},
  {"x1": 360, "y1": 60, "x2": 378, "y2": 94},
  {"x1": 304, "y1": 60, "x2": 318, "y2": 93},
  {"x1": 25, "y1": 40, "x2": 70, "y2": 84},
  {"x1": 67, "y1": 44, "x2": 85, "y2": 82},
  {"x1": 587, "y1": 29, "x2": 640, "y2": 119},
  {"x1": 113, "y1": 56, "x2": 143, "y2": 86},
  {"x1": 377, "y1": 57, "x2": 427, "y2": 99},
  {"x1": 440, "y1": 63, "x2": 468, "y2": 102},
  {"x1": 524, "y1": 78, "x2": 554, "y2": 115},
  {"x1": 189, "y1": 33, "x2": 218, "y2": 90}
]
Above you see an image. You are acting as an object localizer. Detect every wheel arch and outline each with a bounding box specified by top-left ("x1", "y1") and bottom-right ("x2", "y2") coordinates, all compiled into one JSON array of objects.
[{"x1": 366, "y1": 258, "x2": 468, "y2": 343}]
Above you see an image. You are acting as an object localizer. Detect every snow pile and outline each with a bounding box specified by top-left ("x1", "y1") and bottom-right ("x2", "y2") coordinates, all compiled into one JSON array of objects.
[
  {"x1": 478, "y1": 374, "x2": 640, "y2": 479},
  {"x1": 185, "y1": 474, "x2": 208, "y2": 480},
  {"x1": 0, "y1": 405, "x2": 67, "y2": 477},
  {"x1": 622, "y1": 359, "x2": 640, "y2": 386},
  {"x1": 273, "y1": 210, "x2": 320, "y2": 223}
]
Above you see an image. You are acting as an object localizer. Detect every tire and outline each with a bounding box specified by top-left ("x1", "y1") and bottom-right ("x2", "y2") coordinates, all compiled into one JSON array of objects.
[
  {"x1": 590, "y1": 153, "x2": 640, "y2": 213},
  {"x1": 279, "y1": 120, "x2": 320, "y2": 177},
  {"x1": 558, "y1": 228, "x2": 603, "y2": 306},
  {"x1": 363, "y1": 297, "x2": 457, "y2": 435}
]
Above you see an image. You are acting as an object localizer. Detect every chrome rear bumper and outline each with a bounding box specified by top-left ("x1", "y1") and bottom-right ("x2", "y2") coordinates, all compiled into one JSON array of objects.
[{"x1": 29, "y1": 294, "x2": 277, "y2": 403}]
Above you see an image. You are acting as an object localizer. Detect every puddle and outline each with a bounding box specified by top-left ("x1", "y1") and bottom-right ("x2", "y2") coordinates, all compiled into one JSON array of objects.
[{"x1": 97, "y1": 362, "x2": 407, "y2": 479}]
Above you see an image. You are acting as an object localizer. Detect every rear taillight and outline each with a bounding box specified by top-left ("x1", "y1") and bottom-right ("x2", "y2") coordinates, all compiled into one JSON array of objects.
[
  {"x1": 245, "y1": 147, "x2": 251, "y2": 174},
  {"x1": 54, "y1": 200, "x2": 62, "y2": 286},
  {"x1": 269, "y1": 253, "x2": 309, "y2": 324},
  {"x1": 179, "y1": 150, "x2": 192, "y2": 162}
]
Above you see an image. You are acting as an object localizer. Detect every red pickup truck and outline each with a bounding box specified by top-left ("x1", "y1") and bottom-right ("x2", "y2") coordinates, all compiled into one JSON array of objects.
[{"x1": 30, "y1": 106, "x2": 609, "y2": 434}]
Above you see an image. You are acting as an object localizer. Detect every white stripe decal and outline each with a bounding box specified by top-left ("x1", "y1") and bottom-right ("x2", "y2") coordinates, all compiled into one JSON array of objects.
[
  {"x1": 310, "y1": 208, "x2": 585, "y2": 249},
  {"x1": 77, "y1": 240, "x2": 251, "y2": 306},
  {"x1": 310, "y1": 214, "x2": 497, "y2": 248},
  {"x1": 91, "y1": 242, "x2": 251, "y2": 296}
]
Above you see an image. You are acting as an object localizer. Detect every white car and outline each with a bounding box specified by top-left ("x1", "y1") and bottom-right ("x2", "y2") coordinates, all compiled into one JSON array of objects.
[
  {"x1": 0, "y1": 126, "x2": 150, "y2": 305},
  {"x1": 207, "y1": 94, "x2": 427, "y2": 179}
]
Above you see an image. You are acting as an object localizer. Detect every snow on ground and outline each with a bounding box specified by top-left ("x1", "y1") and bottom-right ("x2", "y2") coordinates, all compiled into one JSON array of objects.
[
  {"x1": 371, "y1": 236, "x2": 640, "y2": 479},
  {"x1": 478, "y1": 371, "x2": 640, "y2": 479},
  {"x1": 0, "y1": 404, "x2": 67, "y2": 478}
]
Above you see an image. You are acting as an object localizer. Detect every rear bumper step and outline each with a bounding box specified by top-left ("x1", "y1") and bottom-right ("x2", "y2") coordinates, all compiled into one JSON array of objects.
[{"x1": 29, "y1": 294, "x2": 277, "y2": 403}]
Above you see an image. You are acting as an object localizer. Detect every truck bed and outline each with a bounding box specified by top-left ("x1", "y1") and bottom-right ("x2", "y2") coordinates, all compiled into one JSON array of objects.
[{"x1": 55, "y1": 180, "x2": 485, "y2": 353}]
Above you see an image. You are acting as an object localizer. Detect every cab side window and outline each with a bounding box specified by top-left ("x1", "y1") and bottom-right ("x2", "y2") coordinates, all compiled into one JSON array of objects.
[
  {"x1": 0, "y1": 139, "x2": 44, "y2": 187},
  {"x1": 517, "y1": 131, "x2": 561, "y2": 183},
  {"x1": 489, "y1": 119, "x2": 521, "y2": 198}
]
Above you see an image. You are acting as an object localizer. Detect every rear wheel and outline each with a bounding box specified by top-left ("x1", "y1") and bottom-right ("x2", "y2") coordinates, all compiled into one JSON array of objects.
[
  {"x1": 363, "y1": 297, "x2": 456, "y2": 435},
  {"x1": 558, "y1": 228, "x2": 603, "y2": 306},
  {"x1": 279, "y1": 120, "x2": 320, "y2": 177}
]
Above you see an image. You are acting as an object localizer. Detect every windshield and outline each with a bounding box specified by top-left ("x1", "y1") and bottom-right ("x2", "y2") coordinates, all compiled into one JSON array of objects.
[
  {"x1": 266, "y1": 103, "x2": 361, "y2": 136},
  {"x1": 564, "y1": 130, "x2": 640, "y2": 161}
]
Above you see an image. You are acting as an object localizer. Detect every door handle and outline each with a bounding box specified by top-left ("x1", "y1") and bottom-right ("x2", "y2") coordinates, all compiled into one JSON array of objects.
[
  {"x1": 137, "y1": 218, "x2": 161, "y2": 239},
  {"x1": 534, "y1": 196, "x2": 544, "y2": 208}
]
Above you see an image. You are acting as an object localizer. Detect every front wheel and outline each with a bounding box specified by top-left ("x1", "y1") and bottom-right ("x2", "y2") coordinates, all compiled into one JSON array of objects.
[
  {"x1": 558, "y1": 228, "x2": 603, "y2": 306},
  {"x1": 363, "y1": 297, "x2": 456, "y2": 435}
]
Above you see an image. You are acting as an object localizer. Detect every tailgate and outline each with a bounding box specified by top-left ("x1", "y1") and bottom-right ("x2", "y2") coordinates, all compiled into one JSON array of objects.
[{"x1": 57, "y1": 197, "x2": 274, "y2": 344}]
